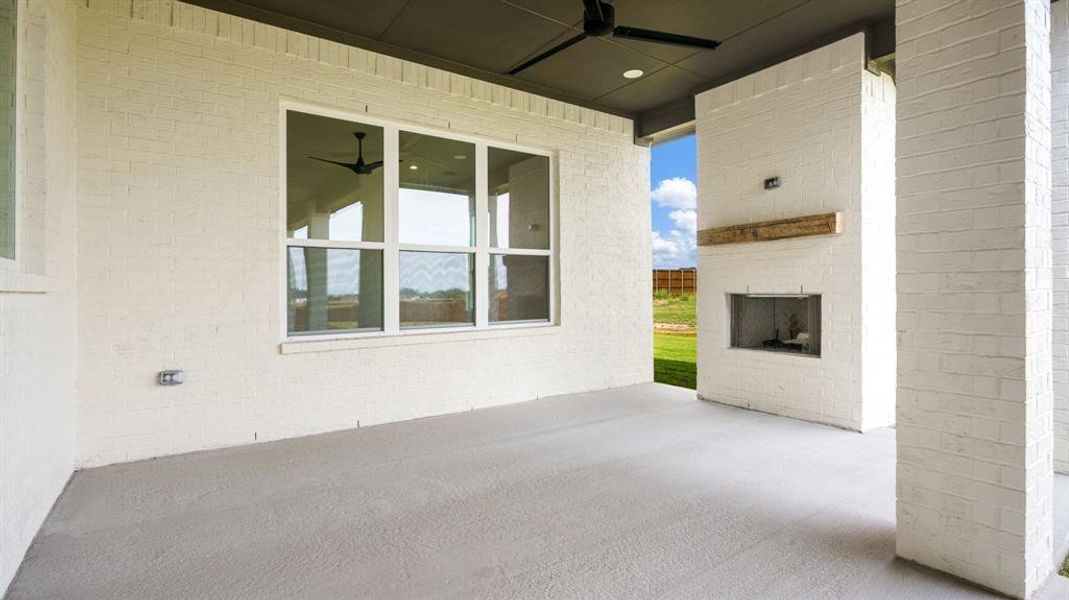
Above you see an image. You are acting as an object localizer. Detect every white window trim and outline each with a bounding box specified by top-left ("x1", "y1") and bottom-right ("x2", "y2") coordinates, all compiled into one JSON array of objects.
[
  {"x1": 278, "y1": 100, "x2": 559, "y2": 346},
  {"x1": 0, "y1": 0, "x2": 20, "y2": 274},
  {"x1": 0, "y1": 1, "x2": 49, "y2": 294}
]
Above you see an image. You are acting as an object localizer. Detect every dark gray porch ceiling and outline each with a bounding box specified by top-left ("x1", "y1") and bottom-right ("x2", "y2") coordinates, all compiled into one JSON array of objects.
[{"x1": 183, "y1": 0, "x2": 894, "y2": 139}]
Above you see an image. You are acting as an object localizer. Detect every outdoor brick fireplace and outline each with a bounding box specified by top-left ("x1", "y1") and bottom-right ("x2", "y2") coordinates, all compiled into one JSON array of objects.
[{"x1": 694, "y1": 34, "x2": 896, "y2": 432}]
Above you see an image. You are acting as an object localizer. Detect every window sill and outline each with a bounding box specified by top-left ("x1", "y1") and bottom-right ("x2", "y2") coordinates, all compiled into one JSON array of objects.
[
  {"x1": 279, "y1": 322, "x2": 560, "y2": 354},
  {"x1": 0, "y1": 269, "x2": 53, "y2": 294}
]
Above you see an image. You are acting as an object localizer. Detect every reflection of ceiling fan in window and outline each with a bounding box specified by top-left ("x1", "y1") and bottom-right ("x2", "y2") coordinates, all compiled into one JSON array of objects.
[{"x1": 308, "y1": 131, "x2": 383, "y2": 176}]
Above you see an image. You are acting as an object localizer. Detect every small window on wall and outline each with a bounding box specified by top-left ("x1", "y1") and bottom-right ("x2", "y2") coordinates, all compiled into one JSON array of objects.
[
  {"x1": 286, "y1": 112, "x2": 385, "y2": 334},
  {"x1": 0, "y1": 0, "x2": 16, "y2": 261},
  {"x1": 398, "y1": 130, "x2": 476, "y2": 329},
  {"x1": 487, "y1": 147, "x2": 551, "y2": 323},
  {"x1": 284, "y1": 108, "x2": 555, "y2": 337}
]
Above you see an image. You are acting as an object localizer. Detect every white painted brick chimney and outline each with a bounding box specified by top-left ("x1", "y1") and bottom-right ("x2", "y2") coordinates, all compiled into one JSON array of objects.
[{"x1": 694, "y1": 33, "x2": 897, "y2": 432}]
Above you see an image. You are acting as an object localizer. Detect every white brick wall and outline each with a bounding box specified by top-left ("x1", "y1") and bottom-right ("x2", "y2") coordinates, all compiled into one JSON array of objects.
[
  {"x1": 0, "y1": 0, "x2": 78, "y2": 593},
  {"x1": 1052, "y1": 0, "x2": 1069, "y2": 475},
  {"x1": 73, "y1": 0, "x2": 651, "y2": 467},
  {"x1": 694, "y1": 33, "x2": 897, "y2": 432},
  {"x1": 895, "y1": 0, "x2": 1054, "y2": 596}
]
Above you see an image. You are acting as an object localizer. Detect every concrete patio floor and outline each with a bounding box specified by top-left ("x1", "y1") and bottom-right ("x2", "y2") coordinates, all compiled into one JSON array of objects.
[{"x1": 7, "y1": 383, "x2": 1069, "y2": 600}]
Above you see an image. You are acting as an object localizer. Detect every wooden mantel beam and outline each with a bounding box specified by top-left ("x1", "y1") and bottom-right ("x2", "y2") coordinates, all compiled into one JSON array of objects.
[{"x1": 697, "y1": 212, "x2": 843, "y2": 246}]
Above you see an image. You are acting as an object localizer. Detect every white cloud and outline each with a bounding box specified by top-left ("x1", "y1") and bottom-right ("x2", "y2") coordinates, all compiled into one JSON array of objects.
[
  {"x1": 650, "y1": 178, "x2": 698, "y2": 268},
  {"x1": 668, "y1": 209, "x2": 696, "y2": 236},
  {"x1": 651, "y1": 227, "x2": 696, "y2": 269},
  {"x1": 651, "y1": 177, "x2": 697, "y2": 209}
]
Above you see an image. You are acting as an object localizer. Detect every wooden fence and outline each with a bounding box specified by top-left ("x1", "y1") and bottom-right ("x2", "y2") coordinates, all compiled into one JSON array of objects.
[{"x1": 652, "y1": 269, "x2": 696, "y2": 296}]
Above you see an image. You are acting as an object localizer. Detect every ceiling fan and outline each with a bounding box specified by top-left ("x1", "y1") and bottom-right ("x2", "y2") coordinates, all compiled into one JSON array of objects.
[
  {"x1": 507, "y1": 0, "x2": 721, "y2": 75},
  {"x1": 308, "y1": 131, "x2": 383, "y2": 176}
]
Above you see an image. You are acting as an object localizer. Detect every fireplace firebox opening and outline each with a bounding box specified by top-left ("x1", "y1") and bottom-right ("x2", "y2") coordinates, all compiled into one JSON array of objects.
[{"x1": 729, "y1": 294, "x2": 821, "y2": 356}]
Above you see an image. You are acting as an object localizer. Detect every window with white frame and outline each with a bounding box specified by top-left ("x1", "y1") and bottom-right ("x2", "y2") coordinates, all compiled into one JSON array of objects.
[
  {"x1": 0, "y1": 0, "x2": 16, "y2": 261},
  {"x1": 285, "y1": 108, "x2": 553, "y2": 337}
]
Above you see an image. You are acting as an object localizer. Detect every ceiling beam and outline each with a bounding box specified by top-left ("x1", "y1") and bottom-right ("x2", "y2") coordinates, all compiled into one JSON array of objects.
[{"x1": 633, "y1": 97, "x2": 695, "y2": 146}]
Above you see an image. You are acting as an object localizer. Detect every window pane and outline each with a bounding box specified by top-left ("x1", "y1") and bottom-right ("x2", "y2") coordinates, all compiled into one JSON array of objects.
[
  {"x1": 399, "y1": 131, "x2": 475, "y2": 246},
  {"x1": 399, "y1": 251, "x2": 474, "y2": 328},
  {"x1": 286, "y1": 111, "x2": 384, "y2": 242},
  {"x1": 287, "y1": 247, "x2": 383, "y2": 334},
  {"x1": 0, "y1": 0, "x2": 15, "y2": 259},
  {"x1": 489, "y1": 255, "x2": 549, "y2": 323},
  {"x1": 488, "y1": 148, "x2": 549, "y2": 250}
]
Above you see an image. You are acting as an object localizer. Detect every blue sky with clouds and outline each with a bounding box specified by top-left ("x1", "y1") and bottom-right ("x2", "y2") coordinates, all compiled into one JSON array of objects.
[{"x1": 650, "y1": 133, "x2": 697, "y2": 268}]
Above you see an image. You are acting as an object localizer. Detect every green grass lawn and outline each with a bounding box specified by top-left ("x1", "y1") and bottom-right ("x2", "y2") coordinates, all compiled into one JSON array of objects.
[
  {"x1": 654, "y1": 332, "x2": 696, "y2": 389},
  {"x1": 653, "y1": 294, "x2": 697, "y2": 327},
  {"x1": 653, "y1": 294, "x2": 697, "y2": 389}
]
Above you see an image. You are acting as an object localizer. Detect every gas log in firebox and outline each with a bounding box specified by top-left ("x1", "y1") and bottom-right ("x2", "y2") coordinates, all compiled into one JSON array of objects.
[{"x1": 729, "y1": 294, "x2": 821, "y2": 357}]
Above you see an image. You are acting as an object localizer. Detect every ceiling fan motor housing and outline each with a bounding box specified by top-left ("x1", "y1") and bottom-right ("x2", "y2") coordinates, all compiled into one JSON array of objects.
[{"x1": 584, "y1": 2, "x2": 614, "y2": 36}]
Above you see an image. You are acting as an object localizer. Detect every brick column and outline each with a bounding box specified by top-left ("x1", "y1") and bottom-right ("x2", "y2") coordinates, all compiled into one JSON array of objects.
[
  {"x1": 1053, "y1": 0, "x2": 1069, "y2": 474},
  {"x1": 896, "y1": 0, "x2": 1054, "y2": 597}
]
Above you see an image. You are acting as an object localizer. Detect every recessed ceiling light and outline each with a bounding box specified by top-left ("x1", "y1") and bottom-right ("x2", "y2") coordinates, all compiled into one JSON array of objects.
[
  {"x1": 623, "y1": 69, "x2": 644, "y2": 79},
  {"x1": 453, "y1": 154, "x2": 467, "y2": 160},
  {"x1": 409, "y1": 164, "x2": 418, "y2": 170}
]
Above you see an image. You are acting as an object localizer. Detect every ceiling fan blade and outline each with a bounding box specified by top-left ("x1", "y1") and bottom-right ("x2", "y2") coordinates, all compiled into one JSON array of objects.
[
  {"x1": 308, "y1": 156, "x2": 355, "y2": 169},
  {"x1": 581, "y1": 0, "x2": 603, "y2": 21},
  {"x1": 507, "y1": 32, "x2": 587, "y2": 75},
  {"x1": 364, "y1": 160, "x2": 384, "y2": 171},
  {"x1": 612, "y1": 26, "x2": 720, "y2": 49}
]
